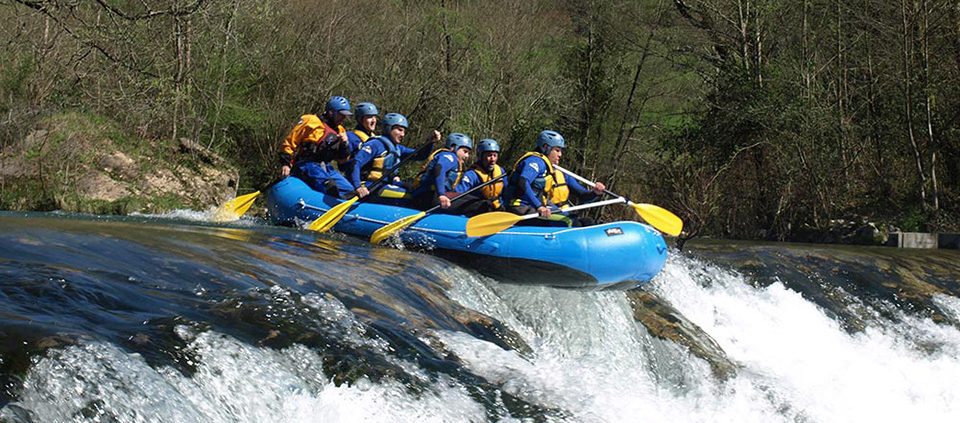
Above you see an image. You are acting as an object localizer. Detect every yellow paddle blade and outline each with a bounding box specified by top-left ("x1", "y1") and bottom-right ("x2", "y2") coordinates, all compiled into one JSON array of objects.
[
  {"x1": 369, "y1": 211, "x2": 427, "y2": 244},
  {"x1": 465, "y1": 211, "x2": 524, "y2": 237},
  {"x1": 632, "y1": 203, "x2": 683, "y2": 236},
  {"x1": 306, "y1": 196, "x2": 358, "y2": 232},
  {"x1": 211, "y1": 191, "x2": 261, "y2": 222}
]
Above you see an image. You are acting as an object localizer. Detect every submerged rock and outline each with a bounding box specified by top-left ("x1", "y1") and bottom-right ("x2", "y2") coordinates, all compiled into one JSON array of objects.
[
  {"x1": 687, "y1": 240, "x2": 960, "y2": 330},
  {"x1": 626, "y1": 290, "x2": 739, "y2": 380}
]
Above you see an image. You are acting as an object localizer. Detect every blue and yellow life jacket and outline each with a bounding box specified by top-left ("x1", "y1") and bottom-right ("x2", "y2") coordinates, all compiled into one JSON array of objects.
[
  {"x1": 352, "y1": 129, "x2": 372, "y2": 143},
  {"x1": 361, "y1": 135, "x2": 400, "y2": 182},
  {"x1": 507, "y1": 152, "x2": 570, "y2": 207},
  {"x1": 414, "y1": 149, "x2": 464, "y2": 194},
  {"x1": 470, "y1": 163, "x2": 505, "y2": 209}
]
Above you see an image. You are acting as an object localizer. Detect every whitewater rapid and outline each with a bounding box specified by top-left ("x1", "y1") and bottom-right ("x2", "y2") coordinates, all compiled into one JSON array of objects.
[
  {"x1": 7, "y1": 247, "x2": 959, "y2": 423},
  {"x1": 448, "y1": 254, "x2": 960, "y2": 422}
]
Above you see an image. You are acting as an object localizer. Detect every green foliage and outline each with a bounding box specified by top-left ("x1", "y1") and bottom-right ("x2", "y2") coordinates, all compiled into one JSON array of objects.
[
  {"x1": 899, "y1": 208, "x2": 930, "y2": 233},
  {"x1": 0, "y1": 179, "x2": 52, "y2": 212},
  {"x1": 0, "y1": 55, "x2": 32, "y2": 102}
]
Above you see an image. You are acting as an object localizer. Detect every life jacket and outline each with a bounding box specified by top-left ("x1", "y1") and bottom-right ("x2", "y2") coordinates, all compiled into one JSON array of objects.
[
  {"x1": 414, "y1": 149, "x2": 464, "y2": 194},
  {"x1": 351, "y1": 129, "x2": 372, "y2": 143},
  {"x1": 469, "y1": 163, "x2": 505, "y2": 209},
  {"x1": 285, "y1": 114, "x2": 346, "y2": 165},
  {"x1": 341, "y1": 128, "x2": 374, "y2": 164},
  {"x1": 361, "y1": 135, "x2": 400, "y2": 182},
  {"x1": 507, "y1": 152, "x2": 569, "y2": 207},
  {"x1": 550, "y1": 170, "x2": 571, "y2": 207}
]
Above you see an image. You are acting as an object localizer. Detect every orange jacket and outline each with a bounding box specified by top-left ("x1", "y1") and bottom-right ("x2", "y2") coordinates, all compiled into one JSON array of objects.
[{"x1": 277, "y1": 114, "x2": 346, "y2": 166}]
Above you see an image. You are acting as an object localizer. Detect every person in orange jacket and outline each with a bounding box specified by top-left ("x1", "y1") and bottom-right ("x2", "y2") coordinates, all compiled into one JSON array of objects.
[{"x1": 278, "y1": 96, "x2": 355, "y2": 197}]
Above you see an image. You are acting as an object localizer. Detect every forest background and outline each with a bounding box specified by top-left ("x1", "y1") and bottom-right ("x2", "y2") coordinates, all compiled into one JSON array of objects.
[{"x1": 2, "y1": 0, "x2": 958, "y2": 244}]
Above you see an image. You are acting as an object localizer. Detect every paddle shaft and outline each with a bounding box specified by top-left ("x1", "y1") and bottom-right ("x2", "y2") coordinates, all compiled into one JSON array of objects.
[
  {"x1": 305, "y1": 140, "x2": 435, "y2": 232},
  {"x1": 363, "y1": 140, "x2": 435, "y2": 194},
  {"x1": 516, "y1": 197, "x2": 626, "y2": 220},
  {"x1": 368, "y1": 172, "x2": 506, "y2": 243},
  {"x1": 464, "y1": 191, "x2": 627, "y2": 237},
  {"x1": 553, "y1": 164, "x2": 683, "y2": 236},
  {"x1": 552, "y1": 164, "x2": 630, "y2": 204},
  {"x1": 332, "y1": 139, "x2": 435, "y2": 203},
  {"x1": 229, "y1": 176, "x2": 284, "y2": 204},
  {"x1": 423, "y1": 173, "x2": 507, "y2": 214}
]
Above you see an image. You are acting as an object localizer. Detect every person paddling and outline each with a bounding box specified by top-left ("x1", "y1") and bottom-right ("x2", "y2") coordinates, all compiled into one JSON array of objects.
[
  {"x1": 502, "y1": 130, "x2": 605, "y2": 226},
  {"x1": 279, "y1": 96, "x2": 356, "y2": 197},
  {"x1": 410, "y1": 133, "x2": 473, "y2": 210},
  {"x1": 337, "y1": 102, "x2": 379, "y2": 193},
  {"x1": 452, "y1": 138, "x2": 506, "y2": 216},
  {"x1": 350, "y1": 112, "x2": 438, "y2": 203}
]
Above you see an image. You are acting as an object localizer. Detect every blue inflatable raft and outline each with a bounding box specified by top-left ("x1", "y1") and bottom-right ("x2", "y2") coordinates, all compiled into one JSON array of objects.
[{"x1": 266, "y1": 177, "x2": 668, "y2": 289}]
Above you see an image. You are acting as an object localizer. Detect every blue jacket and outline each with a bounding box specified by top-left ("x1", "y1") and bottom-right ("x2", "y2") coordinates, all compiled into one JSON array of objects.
[
  {"x1": 351, "y1": 136, "x2": 428, "y2": 188},
  {"x1": 345, "y1": 130, "x2": 370, "y2": 156},
  {"x1": 338, "y1": 130, "x2": 372, "y2": 183},
  {"x1": 509, "y1": 155, "x2": 592, "y2": 208},
  {"x1": 457, "y1": 165, "x2": 506, "y2": 192},
  {"x1": 413, "y1": 150, "x2": 463, "y2": 199}
]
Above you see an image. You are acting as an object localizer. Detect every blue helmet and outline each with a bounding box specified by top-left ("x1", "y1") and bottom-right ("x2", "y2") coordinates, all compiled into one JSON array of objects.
[
  {"x1": 445, "y1": 133, "x2": 473, "y2": 150},
  {"x1": 381, "y1": 113, "x2": 409, "y2": 132},
  {"x1": 536, "y1": 130, "x2": 564, "y2": 153},
  {"x1": 354, "y1": 102, "x2": 379, "y2": 117},
  {"x1": 477, "y1": 139, "x2": 500, "y2": 154},
  {"x1": 325, "y1": 96, "x2": 352, "y2": 115}
]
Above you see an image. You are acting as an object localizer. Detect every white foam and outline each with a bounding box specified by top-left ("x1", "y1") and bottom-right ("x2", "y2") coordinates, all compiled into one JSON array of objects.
[
  {"x1": 933, "y1": 294, "x2": 960, "y2": 325},
  {"x1": 443, "y1": 265, "x2": 787, "y2": 422},
  {"x1": 11, "y1": 251, "x2": 960, "y2": 422},
  {"x1": 441, "y1": 253, "x2": 960, "y2": 422},
  {"x1": 131, "y1": 208, "x2": 263, "y2": 226},
  {"x1": 651, "y1": 254, "x2": 960, "y2": 422},
  {"x1": 10, "y1": 330, "x2": 487, "y2": 423}
]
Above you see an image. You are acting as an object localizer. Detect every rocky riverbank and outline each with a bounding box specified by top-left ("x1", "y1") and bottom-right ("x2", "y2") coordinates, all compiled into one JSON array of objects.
[{"x1": 1, "y1": 112, "x2": 238, "y2": 215}]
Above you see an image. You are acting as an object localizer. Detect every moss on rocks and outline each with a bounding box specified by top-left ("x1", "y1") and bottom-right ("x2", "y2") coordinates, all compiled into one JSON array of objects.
[{"x1": 0, "y1": 111, "x2": 238, "y2": 214}]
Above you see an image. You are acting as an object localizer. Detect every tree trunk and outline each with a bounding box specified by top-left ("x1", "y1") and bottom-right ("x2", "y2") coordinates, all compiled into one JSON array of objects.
[
  {"x1": 921, "y1": 0, "x2": 939, "y2": 212},
  {"x1": 610, "y1": 64, "x2": 643, "y2": 187},
  {"x1": 611, "y1": 0, "x2": 666, "y2": 185},
  {"x1": 738, "y1": 0, "x2": 749, "y2": 70},
  {"x1": 866, "y1": 47, "x2": 890, "y2": 199},
  {"x1": 755, "y1": 7, "x2": 763, "y2": 85},
  {"x1": 836, "y1": 0, "x2": 850, "y2": 190},
  {"x1": 441, "y1": 0, "x2": 452, "y2": 75},
  {"x1": 174, "y1": 13, "x2": 185, "y2": 143},
  {"x1": 953, "y1": 1, "x2": 960, "y2": 73},
  {"x1": 901, "y1": 0, "x2": 928, "y2": 207},
  {"x1": 802, "y1": 0, "x2": 811, "y2": 95},
  {"x1": 210, "y1": 1, "x2": 241, "y2": 150},
  {"x1": 580, "y1": 16, "x2": 596, "y2": 170}
]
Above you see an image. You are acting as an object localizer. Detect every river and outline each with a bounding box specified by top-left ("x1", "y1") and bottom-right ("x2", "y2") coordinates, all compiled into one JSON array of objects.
[{"x1": 1, "y1": 212, "x2": 958, "y2": 422}]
